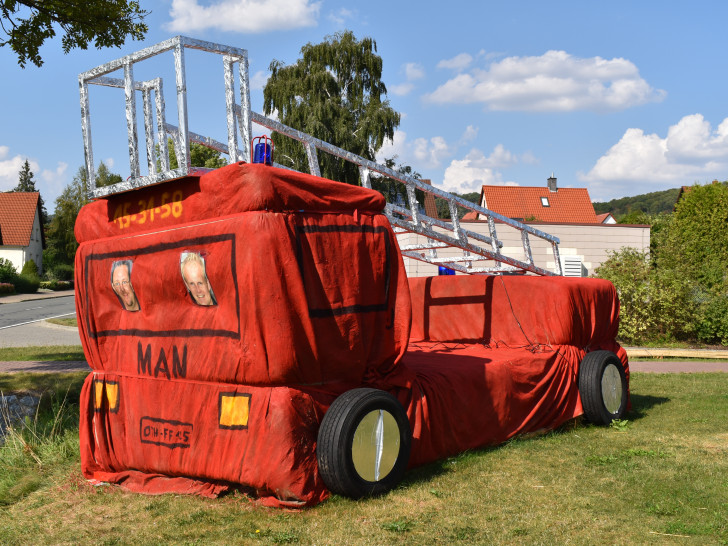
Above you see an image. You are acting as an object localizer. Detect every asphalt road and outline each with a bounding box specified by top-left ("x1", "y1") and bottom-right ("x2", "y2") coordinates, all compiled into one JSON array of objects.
[
  {"x1": 0, "y1": 294, "x2": 81, "y2": 347},
  {"x1": 0, "y1": 295, "x2": 76, "y2": 329}
]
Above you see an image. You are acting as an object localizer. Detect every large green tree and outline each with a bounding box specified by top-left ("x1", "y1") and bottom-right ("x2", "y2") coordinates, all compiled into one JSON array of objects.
[
  {"x1": 44, "y1": 161, "x2": 120, "y2": 273},
  {"x1": 0, "y1": 0, "x2": 148, "y2": 68},
  {"x1": 95, "y1": 161, "x2": 122, "y2": 187},
  {"x1": 654, "y1": 181, "x2": 728, "y2": 343},
  {"x1": 596, "y1": 181, "x2": 728, "y2": 345},
  {"x1": 44, "y1": 166, "x2": 89, "y2": 270},
  {"x1": 163, "y1": 138, "x2": 228, "y2": 170},
  {"x1": 263, "y1": 30, "x2": 400, "y2": 185},
  {"x1": 12, "y1": 158, "x2": 47, "y2": 225}
]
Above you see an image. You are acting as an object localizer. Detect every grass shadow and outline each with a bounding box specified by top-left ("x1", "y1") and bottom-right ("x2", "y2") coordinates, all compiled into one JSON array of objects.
[
  {"x1": 399, "y1": 443, "x2": 506, "y2": 491},
  {"x1": 627, "y1": 393, "x2": 670, "y2": 420}
]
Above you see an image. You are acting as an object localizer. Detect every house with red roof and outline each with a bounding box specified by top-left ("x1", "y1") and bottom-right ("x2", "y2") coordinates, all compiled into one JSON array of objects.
[
  {"x1": 397, "y1": 175, "x2": 650, "y2": 277},
  {"x1": 465, "y1": 175, "x2": 603, "y2": 224},
  {"x1": 0, "y1": 192, "x2": 45, "y2": 275}
]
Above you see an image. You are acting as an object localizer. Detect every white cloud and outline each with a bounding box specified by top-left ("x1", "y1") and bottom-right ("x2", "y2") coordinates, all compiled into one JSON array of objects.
[
  {"x1": 580, "y1": 114, "x2": 728, "y2": 187},
  {"x1": 440, "y1": 146, "x2": 523, "y2": 194},
  {"x1": 375, "y1": 130, "x2": 407, "y2": 164},
  {"x1": 0, "y1": 146, "x2": 69, "y2": 205},
  {"x1": 665, "y1": 114, "x2": 728, "y2": 163},
  {"x1": 425, "y1": 50, "x2": 665, "y2": 112},
  {"x1": 0, "y1": 147, "x2": 30, "y2": 192},
  {"x1": 391, "y1": 63, "x2": 425, "y2": 97},
  {"x1": 166, "y1": 0, "x2": 321, "y2": 33},
  {"x1": 413, "y1": 136, "x2": 451, "y2": 168},
  {"x1": 327, "y1": 7, "x2": 354, "y2": 26},
  {"x1": 250, "y1": 70, "x2": 269, "y2": 90},
  {"x1": 375, "y1": 130, "x2": 452, "y2": 169},
  {"x1": 437, "y1": 53, "x2": 473, "y2": 71},
  {"x1": 39, "y1": 162, "x2": 69, "y2": 203},
  {"x1": 460, "y1": 125, "x2": 478, "y2": 143},
  {"x1": 390, "y1": 82, "x2": 414, "y2": 97},
  {"x1": 404, "y1": 63, "x2": 425, "y2": 81}
]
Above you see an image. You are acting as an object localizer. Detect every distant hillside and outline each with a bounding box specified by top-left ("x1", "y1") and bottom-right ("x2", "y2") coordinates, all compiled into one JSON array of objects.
[{"x1": 593, "y1": 187, "x2": 680, "y2": 219}]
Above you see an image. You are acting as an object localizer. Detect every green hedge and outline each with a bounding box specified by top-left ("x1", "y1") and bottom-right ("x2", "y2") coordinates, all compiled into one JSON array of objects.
[
  {"x1": 14, "y1": 274, "x2": 40, "y2": 294},
  {"x1": 39, "y1": 280, "x2": 74, "y2": 291}
]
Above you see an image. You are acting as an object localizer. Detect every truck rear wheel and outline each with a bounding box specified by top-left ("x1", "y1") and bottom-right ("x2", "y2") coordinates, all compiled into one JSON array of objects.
[
  {"x1": 317, "y1": 388, "x2": 411, "y2": 499},
  {"x1": 578, "y1": 350, "x2": 628, "y2": 425}
]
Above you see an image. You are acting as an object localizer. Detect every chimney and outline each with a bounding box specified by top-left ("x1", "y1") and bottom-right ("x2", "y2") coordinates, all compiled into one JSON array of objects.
[{"x1": 547, "y1": 173, "x2": 557, "y2": 192}]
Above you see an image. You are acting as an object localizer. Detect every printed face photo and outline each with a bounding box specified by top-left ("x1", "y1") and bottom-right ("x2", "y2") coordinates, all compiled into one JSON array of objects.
[
  {"x1": 180, "y1": 252, "x2": 217, "y2": 306},
  {"x1": 111, "y1": 260, "x2": 140, "y2": 312}
]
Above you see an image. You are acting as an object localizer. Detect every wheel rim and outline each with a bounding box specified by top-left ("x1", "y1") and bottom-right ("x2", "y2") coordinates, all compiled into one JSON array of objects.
[
  {"x1": 601, "y1": 363, "x2": 623, "y2": 414},
  {"x1": 351, "y1": 409, "x2": 400, "y2": 482}
]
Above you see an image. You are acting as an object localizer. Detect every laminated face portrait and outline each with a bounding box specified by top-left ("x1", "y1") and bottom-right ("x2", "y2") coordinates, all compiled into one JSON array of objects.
[
  {"x1": 180, "y1": 251, "x2": 217, "y2": 306},
  {"x1": 110, "y1": 259, "x2": 140, "y2": 312}
]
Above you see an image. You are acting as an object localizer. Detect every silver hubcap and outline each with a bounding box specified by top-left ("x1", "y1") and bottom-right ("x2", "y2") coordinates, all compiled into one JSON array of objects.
[
  {"x1": 601, "y1": 364, "x2": 623, "y2": 414},
  {"x1": 351, "y1": 409, "x2": 400, "y2": 482}
]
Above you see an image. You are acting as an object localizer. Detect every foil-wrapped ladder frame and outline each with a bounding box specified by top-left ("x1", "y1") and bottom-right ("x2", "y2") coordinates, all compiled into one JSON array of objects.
[{"x1": 79, "y1": 36, "x2": 252, "y2": 199}]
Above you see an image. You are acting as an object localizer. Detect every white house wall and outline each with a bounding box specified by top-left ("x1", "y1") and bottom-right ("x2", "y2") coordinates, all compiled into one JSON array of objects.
[
  {"x1": 0, "y1": 247, "x2": 26, "y2": 273},
  {"x1": 0, "y1": 210, "x2": 43, "y2": 275},
  {"x1": 395, "y1": 222, "x2": 650, "y2": 278}
]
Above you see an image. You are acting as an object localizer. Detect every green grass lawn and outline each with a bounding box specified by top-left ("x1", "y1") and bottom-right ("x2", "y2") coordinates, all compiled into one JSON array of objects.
[
  {"x1": 0, "y1": 372, "x2": 726, "y2": 544},
  {"x1": 45, "y1": 317, "x2": 77, "y2": 328},
  {"x1": 0, "y1": 345, "x2": 84, "y2": 362}
]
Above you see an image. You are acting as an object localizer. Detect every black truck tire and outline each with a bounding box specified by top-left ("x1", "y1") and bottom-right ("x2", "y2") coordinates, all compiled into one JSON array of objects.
[
  {"x1": 578, "y1": 350, "x2": 628, "y2": 425},
  {"x1": 317, "y1": 388, "x2": 411, "y2": 498}
]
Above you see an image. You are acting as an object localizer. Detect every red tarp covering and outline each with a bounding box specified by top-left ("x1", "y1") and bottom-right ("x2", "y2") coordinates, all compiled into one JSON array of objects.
[
  {"x1": 76, "y1": 162, "x2": 626, "y2": 507},
  {"x1": 398, "y1": 275, "x2": 628, "y2": 467},
  {"x1": 77, "y1": 163, "x2": 411, "y2": 507}
]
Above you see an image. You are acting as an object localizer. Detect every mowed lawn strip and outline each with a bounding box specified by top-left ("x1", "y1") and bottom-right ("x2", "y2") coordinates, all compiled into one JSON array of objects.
[
  {"x1": 0, "y1": 372, "x2": 726, "y2": 544},
  {"x1": 0, "y1": 345, "x2": 84, "y2": 362}
]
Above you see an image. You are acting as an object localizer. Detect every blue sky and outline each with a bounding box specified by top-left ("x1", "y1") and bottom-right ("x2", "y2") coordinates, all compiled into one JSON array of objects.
[{"x1": 2, "y1": 1, "x2": 728, "y2": 209}]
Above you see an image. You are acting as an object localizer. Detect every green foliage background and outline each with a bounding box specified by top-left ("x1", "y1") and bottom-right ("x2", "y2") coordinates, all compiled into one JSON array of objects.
[
  {"x1": 593, "y1": 187, "x2": 680, "y2": 220},
  {"x1": 264, "y1": 31, "x2": 400, "y2": 185},
  {"x1": 596, "y1": 181, "x2": 728, "y2": 345}
]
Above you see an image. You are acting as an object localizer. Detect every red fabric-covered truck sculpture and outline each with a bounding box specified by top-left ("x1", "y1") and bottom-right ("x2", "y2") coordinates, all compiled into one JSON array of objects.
[{"x1": 76, "y1": 162, "x2": 629, "y2": 507}]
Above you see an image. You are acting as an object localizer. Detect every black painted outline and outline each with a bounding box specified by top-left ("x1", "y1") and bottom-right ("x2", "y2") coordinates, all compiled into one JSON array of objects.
[
  {"x1": 84, "y1": 234, "x2": 240, "y2": 339},
  {"x1": 140, "y1": 416, "x2": 193, "y2": 449},
  {"x1": 218, "y1": 392, "x2": 252, "y2": 430},
  {"x1": 295, "y1": 224, "x2": 391, "y2": 318}
]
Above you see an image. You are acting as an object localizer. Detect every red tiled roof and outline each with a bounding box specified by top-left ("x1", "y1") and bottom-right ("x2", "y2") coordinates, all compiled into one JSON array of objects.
[
  {"x1": 461, "y1": 211, "x2": 478, "y2": 221},
  {"x1": 481, "y1": 186, "x2": 598, "y2": 223},
  {"x1": 421, "y1": 179, "x2": 439, "y2": 219},
  {"x1": 595, "y1": 212, "x2": 614, "y2": 223},
  {"x1": 0, "y1": 192, "x2": 40, "y2": 246}
]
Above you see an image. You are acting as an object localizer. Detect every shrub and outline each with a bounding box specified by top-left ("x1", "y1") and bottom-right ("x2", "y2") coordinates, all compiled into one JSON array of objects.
[
  {"x1": 20, "y1": 259, "x2": 39, "y2": 277},
  {"x1": 39, "y1": 280, "x2": 73, "y2": 291},
  {"x1": 0, "y1": 258, "x2": 19, "y2": 284},
  {"x1": 0, "y1": 282, "x2": 14, "y2": 295},
  {"x1": 695, "y1": 282, "x2": 728, "y2": 345},
  {"x1": 14, "y1": 274, "x2": 40, "y2": 294},
  {"x1": 595, "y1": 248, "x2": 696, "y2": 344},
  {"x1": 51, "y1": 264, "x2": 74, "y2": 282}
]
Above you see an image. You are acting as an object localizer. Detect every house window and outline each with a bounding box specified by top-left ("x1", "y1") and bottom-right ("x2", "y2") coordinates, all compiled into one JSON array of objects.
[{"x1": 540, "y1": 197, "x2": 550, "y2": 207}]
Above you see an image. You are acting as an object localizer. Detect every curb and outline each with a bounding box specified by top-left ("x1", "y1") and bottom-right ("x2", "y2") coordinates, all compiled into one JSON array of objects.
[
  {"x1": 0, "y1": 289, "x2": 75, "y2": 304},
  {"x1": 625, "y1": 347, "x2": 728, "y2": 360},
  {"x1": 0, "y1": 361, "x2": 89, "y2": 374},
  {"x1": 629, "y1": 361, "x2": 728, "y2": 373}
]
